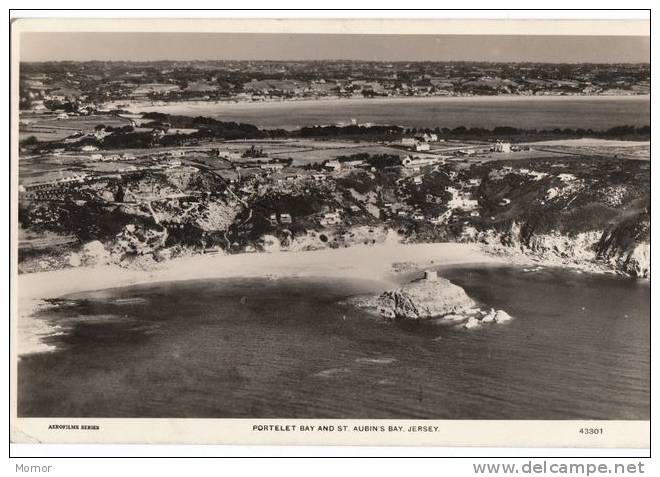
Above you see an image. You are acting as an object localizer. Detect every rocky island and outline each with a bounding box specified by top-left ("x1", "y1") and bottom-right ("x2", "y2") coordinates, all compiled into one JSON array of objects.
[{"x1": 351, "y1": 270, "x2": 513, "y2": 329}]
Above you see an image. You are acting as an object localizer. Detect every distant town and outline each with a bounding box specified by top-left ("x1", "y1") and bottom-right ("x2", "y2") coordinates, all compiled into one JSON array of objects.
[{"x1": 20, "y1": 60, "x2": 650, "y2": 111}]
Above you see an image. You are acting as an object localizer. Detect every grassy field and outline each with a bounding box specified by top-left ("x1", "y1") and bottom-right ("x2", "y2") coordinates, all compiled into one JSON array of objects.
[
  {"x1": 521, "y1": 139, "x2": 650, "y2": 161},
  {"x1": 19, "y1": 151, "x2": 156, "y2": 185},
  {"x1": 217, "y1": 138, "x2": 485, "y2": 166},
  {"x1": 208, "y1": 139, "x2": 407, "y2": 166},
  {"x1": 19, "y1": 113, "x2": 132, "y2": 142}
]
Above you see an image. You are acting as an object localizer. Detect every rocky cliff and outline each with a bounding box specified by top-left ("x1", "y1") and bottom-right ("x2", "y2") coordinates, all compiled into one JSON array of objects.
[
  {"x1": 596, "y1": 211, "x2": 650, "y2": 278},
  {"x1": 462, "y1": 218, "x2": 650, "y2": 278},
  {"x1": 468, "y1": 155, "x2": 650, "y2": 278}
]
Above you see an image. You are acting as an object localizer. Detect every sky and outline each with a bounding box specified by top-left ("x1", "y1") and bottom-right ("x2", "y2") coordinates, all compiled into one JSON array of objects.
[{"x1": 20, "y1": 32, "x2": 650, "y2": 63}]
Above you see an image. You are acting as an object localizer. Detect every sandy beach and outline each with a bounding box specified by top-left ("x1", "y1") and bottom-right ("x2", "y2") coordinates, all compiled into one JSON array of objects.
[
  {"x1": 18, "y1": 242, "x2": 500, "y2": 302},
  {"x1": 524, "y1": 138, "x2": 650, "y2": 147},
  {"x1": 112, "y1": 93, "x2": 651, "y2": 115},
  {"x1": 16, "y1": 242, "x2": 503, "y2": 356}
]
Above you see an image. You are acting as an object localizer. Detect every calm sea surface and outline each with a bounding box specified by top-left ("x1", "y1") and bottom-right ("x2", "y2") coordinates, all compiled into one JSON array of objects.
[
  {"x1": 130, "y1": 96, "x2": 650, "y2": 130},
  {"x1": 18, "y1": 265, "x2": 649, "y2": 419}
]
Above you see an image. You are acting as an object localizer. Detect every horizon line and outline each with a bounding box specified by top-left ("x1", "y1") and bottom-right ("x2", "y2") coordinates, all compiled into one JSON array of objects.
[{"x1": 20, "y1": 59, "x2": 651, "y2": 65}]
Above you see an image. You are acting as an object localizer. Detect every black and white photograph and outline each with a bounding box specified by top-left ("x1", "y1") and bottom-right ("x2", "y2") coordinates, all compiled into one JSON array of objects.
[{"x1": 10, "y1": 13, "x2": 651, "y2": 449}]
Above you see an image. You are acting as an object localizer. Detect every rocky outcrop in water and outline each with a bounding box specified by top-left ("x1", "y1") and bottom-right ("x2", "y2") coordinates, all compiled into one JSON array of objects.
[
  {"x1": 376, "y1": 277, "x2": 476, "y2": 320},
  {"x1": 351, "y1": 274, "x2": 513, "y2": 329}
]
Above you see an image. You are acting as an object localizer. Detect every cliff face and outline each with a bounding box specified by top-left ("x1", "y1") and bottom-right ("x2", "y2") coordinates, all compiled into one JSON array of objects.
[
  {"x1": 469, "y1": 155, "x2": 650, "y2": 278},
  {"x1": 605, "y1": 243, "x2": 650, "y2": 278},
  {"x1": 596, "y1": 212, "x2": 650, "y2": 278},
  {"x1": 463, "y1": 217, "x2": 649, "y2": 278},
  {"x1": 18, "y1": 168, "x2": 242, "y2": 272}
]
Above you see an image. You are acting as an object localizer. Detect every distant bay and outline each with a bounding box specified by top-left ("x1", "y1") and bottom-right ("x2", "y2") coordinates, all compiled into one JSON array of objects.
[{"x1": 123, "y1": 95, "x2": 650, "y2": 131}]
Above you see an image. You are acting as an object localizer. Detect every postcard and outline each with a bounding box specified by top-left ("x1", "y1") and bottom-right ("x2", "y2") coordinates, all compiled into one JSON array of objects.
[{"x1": 10, "y1": 15, "x2": 650, "y2": 448}]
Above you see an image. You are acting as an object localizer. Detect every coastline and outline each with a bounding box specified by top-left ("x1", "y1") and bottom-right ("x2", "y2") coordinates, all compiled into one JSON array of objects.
[
  {"x1": 18, "y1": 242, "x2": 502, "y2": 303},
  {"x1": 16, "y1": 242, "x2": 504, "y2": 356},
  {"x1": 15, "y1": 236, "x2": 646, "y2": 358},
  {"x1": 113, "y1": 93, "x2": 651, "y2": 115}
]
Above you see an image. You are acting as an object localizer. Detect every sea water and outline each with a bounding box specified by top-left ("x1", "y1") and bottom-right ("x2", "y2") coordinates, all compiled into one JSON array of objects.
[{"x1": 18, "y1": 265, "x2": 649, "y2": 419}]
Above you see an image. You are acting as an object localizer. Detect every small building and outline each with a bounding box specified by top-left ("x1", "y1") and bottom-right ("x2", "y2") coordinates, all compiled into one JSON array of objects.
[
  {"x1": 415, "y1": 143, "x2": 431, "y2": 152},
  {"x1": 280, "y1": 213, "x2": 292, "y2": 224},
  {"x1": 342, "y1": 160, "x2": 365, "y2": 169},
  {"x1": 424, "y1": 270, "x2": 438, "y2": 281},
  {"x1": 545, "y1": 188, "x2": 560, "y2": 200},
  {"x1": 260, "y1": 163, "x2": 284, "y2": 172},
  {"x1": 493, "y1": 140, "x2": 511, "y2": 153},
  {"x1": 401, "y1": 155, "x2": 444, "y2": 169},
  {"x1": 94, "y1": 129, "x2": 111, "y2": 140},
  {"x1": 528, "y1": 171, "x2": 548, "y2": 181},
  {"x1": 81, "y1": 145, "x2": 99, "y2": 152},
  {"x1": 57, "y1": 113, "x2": 69, "y2": 120},
  {"x1": 320, "y1": 212, "x2": 342, "y2": 226},
  {"x1": 401, "y1": 137, "x2": 417, "y2": 147},
  {"x1": 325, "y1": 160, "x2": 342, "y2": 172},
  {"x1": 427, "y1": 133, "x2": 438, "y2": 142}
]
